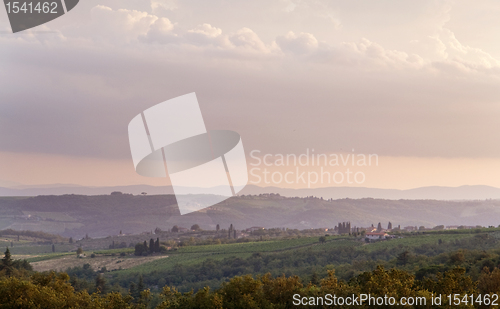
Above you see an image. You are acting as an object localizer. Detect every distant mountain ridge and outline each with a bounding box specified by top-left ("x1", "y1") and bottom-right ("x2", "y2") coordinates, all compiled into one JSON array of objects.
[{"x1": 1, "y1": 184, "x2": 500, "y2": 200}]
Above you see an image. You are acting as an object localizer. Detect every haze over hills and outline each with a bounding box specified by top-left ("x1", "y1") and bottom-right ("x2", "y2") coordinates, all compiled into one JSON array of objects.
[
  {"x1": 1, "y1": 193, "x2": 500, "y2": 238},
  {"x1": 2, "y1": 183, "x2": 500, "y2": 200},
  {"x1": 2, "y1": 183, "x2": 499, "y2": 238}
]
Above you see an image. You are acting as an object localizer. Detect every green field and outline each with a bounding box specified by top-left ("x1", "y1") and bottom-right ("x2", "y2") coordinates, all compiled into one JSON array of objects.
[
  {"x1": 114, "y1": 236, "x2": 354, "y2": 273},
  {"x1": 111, "y1": 230, "x2": 491, "y2": 280}
]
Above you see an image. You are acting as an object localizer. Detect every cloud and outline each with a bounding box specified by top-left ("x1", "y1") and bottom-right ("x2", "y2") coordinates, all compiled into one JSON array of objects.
[
  {"x1": 88, "y1": 5, "x2": 159, "y2": 42},
  {"x1": 151, "y1": 0, "x2": 178, "y2": 12},
  {"x1": 139, "y1": 17, "x2": 177, "y2": 44},
  {"x1": 276, "y1": 31, "x2": 318, "y2": 54},
  {"x1": 2, "y1": 0, "x2": 500, "y2": 166},
  {"x1": 229, "y1": 28, "x2": 269, "y2": 53},
  {"x1": 339, "y1": 38, "x2": 425, "y2": 69},
  {"x1": 183, "y1": 23, "x2": 230, "y2": 47}
]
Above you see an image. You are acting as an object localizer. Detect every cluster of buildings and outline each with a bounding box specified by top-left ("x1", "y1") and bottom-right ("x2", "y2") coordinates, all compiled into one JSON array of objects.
[{"x1": 334, "y1": 221, "x2": 398, "y2": 240}]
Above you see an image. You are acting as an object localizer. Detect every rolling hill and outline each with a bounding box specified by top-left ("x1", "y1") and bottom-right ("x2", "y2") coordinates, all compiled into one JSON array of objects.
[{"x1": 1, "y1": 193, "x2": 500, "y2": 238}]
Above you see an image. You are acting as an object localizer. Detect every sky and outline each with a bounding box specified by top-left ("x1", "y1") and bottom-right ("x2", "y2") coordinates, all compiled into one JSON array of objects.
[{"x1": 1, "y1": 0, "x2": 500, "y2": 189}]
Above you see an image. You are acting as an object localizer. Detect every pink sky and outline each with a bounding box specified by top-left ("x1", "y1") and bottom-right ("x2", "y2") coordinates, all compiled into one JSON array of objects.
[{"x1": 1, "y1": 0, "x2": 500, "y2": 189}]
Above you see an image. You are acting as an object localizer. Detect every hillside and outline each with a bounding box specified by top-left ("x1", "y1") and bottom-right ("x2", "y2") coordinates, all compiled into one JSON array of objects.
[{"x1": 1, "y1": 193, "x2": 500, "y2": 238}]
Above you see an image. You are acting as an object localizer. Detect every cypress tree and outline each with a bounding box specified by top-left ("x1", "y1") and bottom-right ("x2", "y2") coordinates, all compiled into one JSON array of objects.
[
  {"x1": 129, "y1": 282, "x2": 136, "y2": 297},
  {"x1": 137, "y1": 275, "x2": 144, "y2": 294},
  {"x1": 1, "y1": 247, "x2": 13, "y2": 273},
  {"x1": 95, "y1": 274, "x2": 106, "y2": 294},
  {"x1": 149, "y1": 239, "x2": 154, "y2": 253}
]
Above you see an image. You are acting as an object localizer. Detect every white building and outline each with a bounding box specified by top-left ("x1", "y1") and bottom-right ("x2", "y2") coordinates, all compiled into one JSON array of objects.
[{"x1": 365, "y1": 232, "x2": 388, "y2": 240}]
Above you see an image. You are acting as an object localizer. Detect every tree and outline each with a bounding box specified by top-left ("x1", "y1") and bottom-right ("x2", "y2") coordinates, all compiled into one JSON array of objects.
[
  {"x1": 76, "y1": 247, "x2": 83, "y2": 256},
  {"x1": 69, "y1": 237, "x2": 73, "y2": 244},
  {"x1": 155, "y1": 238, "x2": 160, "y2": 253},
  {"x1": 171, "y1": 225, "x2": 179, "y2": 233},
  {"x1": 134, "y1": 243, "x2": 145, "y2": 256},
  {"x1": 137, "y1": 275, "x2": 145, "y2": 294},
  {"x1": 191, "y1": 224, "x2": 200, "y2": 231},
  {"x1": 143, "y1": 241, "x2": 148, "y2": 253},
  {"x1": 233, "y1": 230, "x2": 236, "y2": 239},
  {"x1": 95, "y1": 273, "x2": 106, "y2": 294},
  {"x1": 478, "y1": 267, "x2": 500, "y2": 294},
  {"x1": 397, "y1": 250, "x2": 410, "y2": 266},
  {"x1": 449, "y1": 251, "x2": 465, "y2": 264},
  {"x1": 216, "y1": 224, "x2": 220, "y2": 232},
  {"x1": 149, "y1": 239, "x2": 155, "y2": 253},
  {"x1": 52, "y1": 244, "x2": 55, "y2": 253},
  {"x1": 319, "y1": 236, "x2": 326, "y2": 243},
  {"x1": 310, "y1": 271, "x2": 319, "y2": 285},
  {"x1": 129, "y1": 282, "x2": 137, "y2": 298},
  {"x1": 1, "y1": 248, "x2": 13, "y2": 276}
]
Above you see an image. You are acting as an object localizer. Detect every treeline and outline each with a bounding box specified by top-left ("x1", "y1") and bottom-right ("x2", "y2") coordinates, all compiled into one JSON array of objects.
[
  {"x1": 0, "y1": 229, "x2": 66, "y2": 242},
  {"x1": 157, "y1": 266, "x2": 494, "y2": 308},
  {"x1": 134, "y1": 238, "x2": 165, "y2": 256},
  {"x1": 5, "y1": 244, "x2": 500, "y2": 308},
  {"x1": 4, "y1": 263, "x2": 500, "y2": 308}
]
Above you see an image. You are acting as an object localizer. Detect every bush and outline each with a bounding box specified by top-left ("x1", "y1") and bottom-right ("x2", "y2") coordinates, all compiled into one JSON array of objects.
[
  {"x1": 120, "y1": 252, "x2": 126, "y2": 257},
  {"x1": 90, "y1": 253, "x2": 96, "y2": 258}
]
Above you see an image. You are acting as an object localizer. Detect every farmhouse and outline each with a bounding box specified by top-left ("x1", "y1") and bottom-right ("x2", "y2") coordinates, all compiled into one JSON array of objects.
[{"x1": 365, "y1": 232, "x2": 388, "y2": 240}]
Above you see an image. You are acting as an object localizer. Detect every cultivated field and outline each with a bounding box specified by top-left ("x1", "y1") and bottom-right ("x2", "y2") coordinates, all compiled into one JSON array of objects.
[{"x1": 31, "y1": 254, "x2": 169, "y2": 272}]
